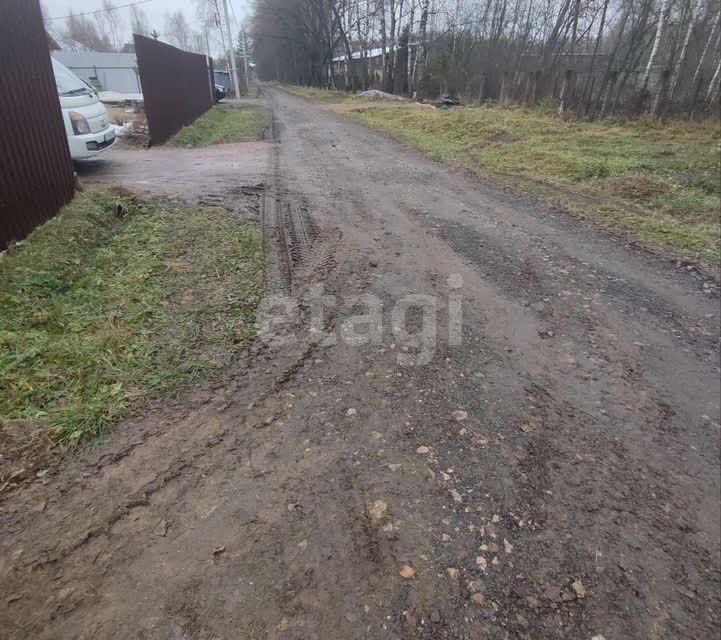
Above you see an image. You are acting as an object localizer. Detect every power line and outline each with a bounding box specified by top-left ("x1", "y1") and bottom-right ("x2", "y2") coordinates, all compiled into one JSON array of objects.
[
  {"x1": 228, "y1": 0, "x2": 249, "y2": 82},
  {"x1": 228, "y1": 0, "x2": 242, "y2": 37},
  {"x1": 44, "y1": 0, "x2": 153, "y2": 22}
]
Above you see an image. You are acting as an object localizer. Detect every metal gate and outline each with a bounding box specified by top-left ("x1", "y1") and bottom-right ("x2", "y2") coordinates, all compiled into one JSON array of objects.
[
  {"x1": 0, "y1": 0, "x2": 75, "y2": 250},
  {"x1": 134, "y1": 35, "x2": 215, "y2": 145}
]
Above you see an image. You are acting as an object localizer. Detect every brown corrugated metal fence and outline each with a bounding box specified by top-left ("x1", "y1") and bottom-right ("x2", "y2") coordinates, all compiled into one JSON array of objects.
[
  {"x1": 0, "y1": 0, "x2": 75, "y2": 251},
  {"x1": 134, "y1": 35, "x2": 215, "y2": 145}
]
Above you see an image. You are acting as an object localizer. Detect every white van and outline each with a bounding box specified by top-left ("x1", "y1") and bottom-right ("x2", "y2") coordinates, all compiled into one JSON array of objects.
[{"x1": 52, "y1": 58, "x2": 116, "y2": 160}]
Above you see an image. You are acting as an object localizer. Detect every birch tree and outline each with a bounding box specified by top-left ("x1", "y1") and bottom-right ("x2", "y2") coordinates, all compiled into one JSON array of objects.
[
  {"x1": 641, "y1": 0, "x2": 671, "y2": 95},
  {"x1": 250, "y1": 0, "x2": 721, "y2": 116}
]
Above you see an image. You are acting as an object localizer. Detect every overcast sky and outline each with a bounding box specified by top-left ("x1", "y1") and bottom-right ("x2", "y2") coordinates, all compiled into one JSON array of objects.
[{"x1": 43, "y1": 0, "x2": 249, "y2": 54}]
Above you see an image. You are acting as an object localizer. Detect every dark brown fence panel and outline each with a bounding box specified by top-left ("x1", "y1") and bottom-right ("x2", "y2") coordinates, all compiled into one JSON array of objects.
[
  {"x1": 0, "y1": 0, "x2": 75, "y2": 251},
  {"x1": 134, "y1": 35, "x2": 214, "y2": 145}
]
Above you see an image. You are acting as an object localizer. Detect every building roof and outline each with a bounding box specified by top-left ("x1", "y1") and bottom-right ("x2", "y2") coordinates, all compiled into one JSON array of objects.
[
  {"x1": 333, "y1": 47, "x2": 386, "y2": 63},
  {"x1": 52, "y1": 51, "x2": 137, "y2": 69},
  {"x1": 333, "y1": 44, "x2": 412, "y2": 63}
]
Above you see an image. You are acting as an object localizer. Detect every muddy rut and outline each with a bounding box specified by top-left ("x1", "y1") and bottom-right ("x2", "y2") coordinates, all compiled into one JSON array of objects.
[{"x1": 1, "y1": 89, "x2": 719, "y2": 640}]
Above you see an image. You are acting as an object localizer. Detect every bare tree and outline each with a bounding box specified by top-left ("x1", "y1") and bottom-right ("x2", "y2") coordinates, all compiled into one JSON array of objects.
[
  {"x1": 580, "y1": 0, "x2": 611, "y2": 114},
  {"x1": 413, "y1": 0, "x2": 431, "y2": 90},
  {"x1": 641, "y1": 0, "x2": 671, "y2": 95},
  {"x1": 165, "y1": 9, "x2": 192, "y2": 51},
  {"x1": 667, "y1": 0, "x2": 699, "y2": 106},
  {"x1": 130, "y1": 5, "x2": 151, "y2": 36},
  {"x1": 250, "y1": 0, "x2": 721, "y2": 116},
  {"x1": 194, "y1": 0, "x2": 219, "y2": 56},
  {"x1": 95, "y1": 0, "x2": 124, "y2": 51},
  {"x1": 690, "y1": 8, "x2": 719, "y2": 99},
  {"x1": 706, "y1": 55, "x2": 721, "y2": 103},
  {"x1": 61, "y1": 11, "x2": 113, "y2": 52}
]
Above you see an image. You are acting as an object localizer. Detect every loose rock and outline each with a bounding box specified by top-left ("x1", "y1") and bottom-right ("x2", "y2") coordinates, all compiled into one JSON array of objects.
[
  {"x1": 520, "y1": 416, "x2": 541, "y2": 433},
  {"x1": 571, "y1": 578, "x2": 586, "y2": 599},
  {"x1": 153, "y1": 519, "x2": 168, "y2": 537},
  {"x1": 399, "y1": 565, "x2": 416, "y2": 579},
  {"x1": 543, "y1": 586, "x2": 562, "y2": 602},
  {"x1": 368, "y1": 500, "x2": 388, "y2": 522}
]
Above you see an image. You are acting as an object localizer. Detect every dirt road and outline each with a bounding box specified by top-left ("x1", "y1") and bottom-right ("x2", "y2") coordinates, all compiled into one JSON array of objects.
[{"x1": 1, "y1": 89, "x2": 719, "y2": 639}]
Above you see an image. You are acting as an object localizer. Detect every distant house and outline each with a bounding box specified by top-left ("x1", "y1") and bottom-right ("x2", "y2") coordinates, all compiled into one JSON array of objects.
[
  {"x1": 52, "y1": 51, "x2": 141, "y2": 94},
  {"x1": 333, "y1": 47, "x2": 386, "y2": 84},
  {"x1": 332, "y1": 46, "x2": 410, "y2": 85}
]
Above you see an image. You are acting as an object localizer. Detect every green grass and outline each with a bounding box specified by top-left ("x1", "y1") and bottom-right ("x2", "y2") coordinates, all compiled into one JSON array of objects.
[
  {"x1": 280, "y1": 84, "x2": 360, "y2": 104},
  {"x1": 167, "y1": 104, "x2": 270, "y2": 147},
  {"x1": 351, "y1": 104, "x2": 721, "y2": 265},
  {"x1": 0, "y1": 187, "x2": 263, "y2": 445}
]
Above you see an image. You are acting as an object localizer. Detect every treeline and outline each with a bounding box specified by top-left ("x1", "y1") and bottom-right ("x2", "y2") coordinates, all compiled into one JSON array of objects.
[
  {"x1": 251, "y1": 0, "x2": 721, "y2": 117},
  {"x1": 46, "y1": 1, "x2": 228, "y2": 58}
]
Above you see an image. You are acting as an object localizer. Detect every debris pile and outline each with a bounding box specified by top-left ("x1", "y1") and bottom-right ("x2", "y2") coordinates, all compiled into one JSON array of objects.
[{"x1": 359, "y1": 89, "x2": 405, "y2": 101}]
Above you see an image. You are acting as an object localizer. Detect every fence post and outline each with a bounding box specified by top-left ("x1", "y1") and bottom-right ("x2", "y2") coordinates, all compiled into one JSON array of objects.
[{"x1": 207, "y1": 56, "x2": 215, "y2": 104}]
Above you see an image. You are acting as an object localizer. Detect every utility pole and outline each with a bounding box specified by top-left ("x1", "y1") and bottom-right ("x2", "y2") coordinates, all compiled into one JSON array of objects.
[
  {"x1": 240, "y1": 23, "x2": 249, "y2": 91},
  {"x1": 221, "y1": 0, "x2": 241, "y2": 98},
  {"x1": 212, "y1": 0, "x2": 230, "y2": 76},
  {"x1": 204, "y1": 28, "x2": 214, "y2": 104}
]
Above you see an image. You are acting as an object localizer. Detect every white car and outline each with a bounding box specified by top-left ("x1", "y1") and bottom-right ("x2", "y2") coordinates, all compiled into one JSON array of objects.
[{"x1": 52, "y1": 58, "x2": 116, "y2": 160}]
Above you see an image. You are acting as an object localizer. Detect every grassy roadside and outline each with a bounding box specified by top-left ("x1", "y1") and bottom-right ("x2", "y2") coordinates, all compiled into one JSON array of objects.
[
  {"x1": 283, "y1": 84, "x2": 719, "y2": 265},
  {"x1": 167, "y1": 104, "x2": 270, "y2": 147},
  {"x1": 279, "y1": 84, "x2": 359, "y2": 104},
  {"x1": 354, "y1": 105, "x2": 720, "y2": 265},
  {"x1": 0, "y1": 187, "x2": 263, "y2": 451}
]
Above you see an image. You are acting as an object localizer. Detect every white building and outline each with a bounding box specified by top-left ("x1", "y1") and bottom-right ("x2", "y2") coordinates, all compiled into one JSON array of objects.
[{"x1": 52, "y1": 51, "x2": 141, "y2": 94}]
